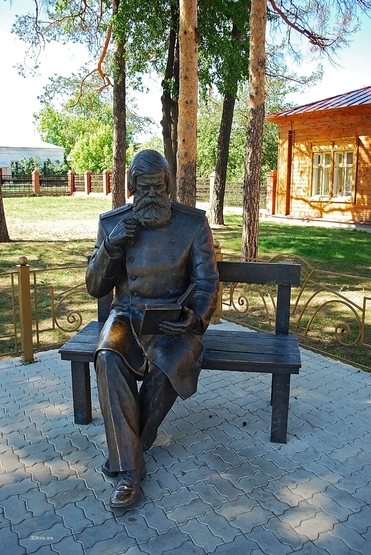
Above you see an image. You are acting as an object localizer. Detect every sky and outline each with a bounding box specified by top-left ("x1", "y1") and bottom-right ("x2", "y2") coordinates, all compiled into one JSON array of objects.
[{"x1": 0, "y1": 1, "x2": 370, "y2": 146}]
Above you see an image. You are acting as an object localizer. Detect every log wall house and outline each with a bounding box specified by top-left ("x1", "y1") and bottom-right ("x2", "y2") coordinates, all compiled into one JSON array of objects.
[{"x1": 266, "y1": 86, "x2": 371, "y2": 222}]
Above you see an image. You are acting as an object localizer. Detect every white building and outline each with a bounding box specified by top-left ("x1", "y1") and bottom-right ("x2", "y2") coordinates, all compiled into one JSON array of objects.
[{"x1": 0, "y1": 139, "x2": 64, "y2": 174}]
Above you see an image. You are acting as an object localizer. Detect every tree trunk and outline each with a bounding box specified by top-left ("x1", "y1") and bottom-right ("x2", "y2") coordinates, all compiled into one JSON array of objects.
[
  {"x1": 210, "y1": 91, "x2": 236, "y2": 226},
  {"x1": 111, "y1": 40, "x2": 126, "y2": 209},
  {"x1": 111, "y1": 0, "x2": 126, "y2": 209},
  {"x1": 0, "y1": 181, "x2": 10, "y2": 242},
  {"x1": 241, "y1": 0, "x2": 266, "y2": 261},
  {"x1": 161, "y1": 8, "x2": 179, "y2": 201},
  {"x1": 177, "y1": 0, "x2": 198, "y2": 206}
]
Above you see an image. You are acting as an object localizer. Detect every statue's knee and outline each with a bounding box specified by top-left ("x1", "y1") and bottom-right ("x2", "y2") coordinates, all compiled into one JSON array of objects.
[{"x1": 95, "y1": 349, "x2": 121, "y2": 374}]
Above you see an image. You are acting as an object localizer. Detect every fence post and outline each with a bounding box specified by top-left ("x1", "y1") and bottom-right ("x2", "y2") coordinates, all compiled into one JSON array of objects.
[
  {"x1": 211, "y1": 240, "x2": 223, "y2": 324},
  {"x1": 103, "y1": 170, "x2": 111, "y2": 195},
  {"x1": 266, "y1": 170, "x2": 277, "y2": 215},
  {"x1": 68, "y1": 170, "x2": 75, "y2": 194},
  {"x1": 84, "y1": 171, "x2": 92, "y2": 195},
  {"x1": 32, "y1": 170, "x2": 40, "y2": 195},
  {"x1": 17, "y1": 256, "x2": 34, "y2": 363}
]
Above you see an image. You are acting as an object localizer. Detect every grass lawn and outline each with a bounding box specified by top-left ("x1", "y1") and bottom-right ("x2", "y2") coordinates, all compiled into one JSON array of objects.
[
  {"x1": 3, "y1": 196, "x2": 371, "y2": 274},
  {"x1": 1, "y1": 195, "x2": 371, "y2": 369}
]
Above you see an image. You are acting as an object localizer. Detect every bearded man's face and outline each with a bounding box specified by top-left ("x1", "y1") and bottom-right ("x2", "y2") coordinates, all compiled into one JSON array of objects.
[{"x1": 132, "y1": 172, "x2": 171, "y2": 229}]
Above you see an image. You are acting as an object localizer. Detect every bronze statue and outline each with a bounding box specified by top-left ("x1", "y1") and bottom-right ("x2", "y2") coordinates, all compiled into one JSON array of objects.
[{"x1": 86, "y1": 150, "x2": 218, "y2": 510}]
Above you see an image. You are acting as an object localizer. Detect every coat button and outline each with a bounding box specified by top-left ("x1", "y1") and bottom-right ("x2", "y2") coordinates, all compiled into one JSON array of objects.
[
  {"x1": 131, "y1": 275, "x2": 137, "y2": 281},
  {"x1": 128, "y1": 256, "x2": 135, "y2": 262}
]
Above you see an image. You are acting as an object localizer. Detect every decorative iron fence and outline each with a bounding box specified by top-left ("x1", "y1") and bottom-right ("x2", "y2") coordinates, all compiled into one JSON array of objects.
[
  {"x1": 1, "y1": 254, "x2": 370, "y2": 370},
  {"x1": 222, "y1": 253, "x2": 371, "y2": 370}
]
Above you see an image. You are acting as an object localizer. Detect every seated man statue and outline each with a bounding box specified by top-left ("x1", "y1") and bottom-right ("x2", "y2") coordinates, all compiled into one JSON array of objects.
[{"x1": 86, "y1": 149, "x2": 219, "y2": 510}]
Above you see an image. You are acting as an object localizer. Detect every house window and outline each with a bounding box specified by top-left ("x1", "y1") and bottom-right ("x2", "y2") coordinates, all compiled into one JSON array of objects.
[
  {"x1": 333, "y1": 151, "x2": 353, "y2": 198},
  {"x1": 312, "y1": 152, "x2": 331, "y2": 197},
  {"x1": 311, "y1": 148, "x2": 354, "y2": 200}
]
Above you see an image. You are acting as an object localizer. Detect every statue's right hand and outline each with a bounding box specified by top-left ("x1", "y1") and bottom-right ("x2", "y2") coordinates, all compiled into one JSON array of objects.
[{"x1": 108, "y1": 218, "x2": 138, "y2": 248}]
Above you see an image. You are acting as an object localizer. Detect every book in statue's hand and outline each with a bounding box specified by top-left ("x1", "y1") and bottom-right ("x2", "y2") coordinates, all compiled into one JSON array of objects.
[{"x1": 140, "y1": 283, "x2": 196, "y2": 335}]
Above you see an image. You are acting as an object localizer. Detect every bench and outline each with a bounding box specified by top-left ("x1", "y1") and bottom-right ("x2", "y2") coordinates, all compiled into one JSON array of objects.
[{"x1": 59, "y1": 260, "x2": 301, "y2": 443}]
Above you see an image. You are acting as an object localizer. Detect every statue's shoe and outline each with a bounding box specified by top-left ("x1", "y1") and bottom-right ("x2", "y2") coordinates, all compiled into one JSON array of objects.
[{"x1": 109, "y1": 468, "x2": 146, "y2": 510}]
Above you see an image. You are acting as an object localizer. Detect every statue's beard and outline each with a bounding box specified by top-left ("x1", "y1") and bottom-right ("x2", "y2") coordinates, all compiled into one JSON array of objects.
[{"x1": 132, "y1": 195, "x2": 172, "y2": 229}]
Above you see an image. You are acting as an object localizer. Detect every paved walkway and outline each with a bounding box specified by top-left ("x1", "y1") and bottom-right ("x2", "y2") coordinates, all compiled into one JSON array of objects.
[{"x1": 1, "y1": 320, "x2": 370, "y2": 555}]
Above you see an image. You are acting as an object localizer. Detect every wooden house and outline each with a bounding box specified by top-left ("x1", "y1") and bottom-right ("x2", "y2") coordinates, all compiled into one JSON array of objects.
[{"x1": 266, "y1": 86, "x2": 371, "y2": 223}]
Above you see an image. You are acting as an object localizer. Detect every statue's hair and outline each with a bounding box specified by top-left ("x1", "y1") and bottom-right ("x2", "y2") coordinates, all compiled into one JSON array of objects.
[{"x1": 127, "y1": 149, "x2": 170, "y2": 194}]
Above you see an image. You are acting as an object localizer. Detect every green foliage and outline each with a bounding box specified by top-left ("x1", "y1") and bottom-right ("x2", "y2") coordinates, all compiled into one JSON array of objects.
[
  {"x1": 198, "y1": 0, "x2": 251, "y2": 98},
  {"x1": 69, "y1": 124, "x2": 113, "y2": 173},
  {"x1": 34, "y1": 72, "x2": 153, "y2": 173},
  {"x1": 11, "y1": 157, "x2": 68, "y2": 176}
]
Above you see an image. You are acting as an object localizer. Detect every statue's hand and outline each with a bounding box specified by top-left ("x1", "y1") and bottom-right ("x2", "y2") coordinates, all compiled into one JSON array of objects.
[
  {"x1": 108, "y1": 218, "x2": 138, "y2": 249},
  {"x1": 159, "y1": 307, "x2": 198, "y2": 335}
]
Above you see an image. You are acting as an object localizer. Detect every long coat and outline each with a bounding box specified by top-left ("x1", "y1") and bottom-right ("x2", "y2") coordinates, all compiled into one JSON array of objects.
[{"x1": 86, "y1": 201, "x2": 219, "y2": 399}]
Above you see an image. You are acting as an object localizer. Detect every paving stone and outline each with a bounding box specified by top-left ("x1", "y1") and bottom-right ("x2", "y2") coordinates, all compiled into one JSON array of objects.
[
  {"x1": 135, "y1": 501, "x2": 174, "y2": 535},
  {"x1": 264, "y1": 517, "x2": 306, "y2": 551},
  {"x1": 26, "y1": 462, "x2": 59, "y2": 486},
  {"x1": 180, "y1": 517, "x2": 223, "y2": 552},
  {"x1": 344, "y1": 504, "x2": 371, "y2": 535},
  {"x1": 309, "y1": 491, "x2": 353, "y2": 522},
  {"x1": 0, "y1": 523, "x2": 26, "y2": 555},
  {"x1": 316, "y1": 530, "x2": 363, "y2": 555},
  {"x1": 295, "y1": 510, "x2": 340, "y2": 541},
  {"x1": 324, "y1": 484, "x2": 364, "y2": 513},
  {"x1": 85, "y1": 532, "x2": 138, "y2": 555},
  {"x1": 246, "y1": 525, "x2": 292, "y2": 555},
  {"x1": 19, "y1": 522, "x2": 72, "y2": 553},
  {"x1": 329, "y1": 521, "x2": 371, "y2": 553},
  {"x1": 154, "y1": 487, "x2": 199, "y2": 513},
  {"x1": 1, "y1": 494, "x2": 30, "y2": 524},
  {"x1": 198, "y1": 509, "x2": 241, "y2": 543},
  {"x1": 207, "y1": 473, "x2": 246, "y2": 501},
  {"x1": 52, "y1": 535, "x2": 86, "y2": 555},
  {"x1": 212, "y1": 534, "x2": 259, "y2": 555},
  {"x1": 249, "y1": 486, "x2": 290, "y2": 515},
  {"x1": 19, "y1": 488, "x2": 55, "y2": 516},
  {"x1": 47, "y1": 484, "x2": 90, "y2": 509},
  {"x1": 76, "y1": 518, "x2": 130, "y2": 549},
  {"x1": 56, "y1": 502, "x2": 93, "y2": 533},
  {"x1": 166, "y1": 497, "x2": 212, "y2": 525},
  {"x1": 233, "y1": 504, "x2": 275, "y2": 534},
  {"x1": 139, "y1": 526, "x2": 191, "y2": 555},
  {"x1": 76, "y1": 496, "x2": 111, "y2": 526}
]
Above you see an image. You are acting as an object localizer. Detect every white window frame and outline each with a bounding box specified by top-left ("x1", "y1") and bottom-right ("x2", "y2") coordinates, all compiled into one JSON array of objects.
[{"x1": 311, "y1": 145, "x2": 355, "y2": 202}]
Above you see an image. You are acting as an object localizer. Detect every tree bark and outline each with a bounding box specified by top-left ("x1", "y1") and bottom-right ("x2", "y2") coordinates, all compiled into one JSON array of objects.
[
  {"x1": 161, "y1": 8, "x2": 179, "y2": 201},
  {"x1": 241, "y1": 0, "x2": 266, "y2": 261},
  {"x1": 111, "y1": 39, "x2": 126, "y2": 209},
  {"x1": 177, "y1": 0, "x2": 198, "y2": 206},
  {"x1": 111, "y1": 0, "x2": 126, "y2": 209},
  {"x1": 210, "y1": 91, "x2": 236, "y2": 226},
  {"x1": 0, "y1": 180, "x2": 10, "y2": 242}
]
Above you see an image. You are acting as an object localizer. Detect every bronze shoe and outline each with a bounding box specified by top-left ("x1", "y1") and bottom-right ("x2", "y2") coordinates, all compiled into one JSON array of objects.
[{"x1": 109, "y1": 468, "x2": 146, "y2": 510}]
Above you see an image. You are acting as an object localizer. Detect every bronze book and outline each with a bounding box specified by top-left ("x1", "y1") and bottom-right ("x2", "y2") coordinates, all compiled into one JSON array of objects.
[{"x1": 140, "y1": 283, "x2": 196, "y2": 335}]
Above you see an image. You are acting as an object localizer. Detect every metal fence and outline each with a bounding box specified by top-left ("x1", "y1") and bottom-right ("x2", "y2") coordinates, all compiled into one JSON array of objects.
[{"x1": 1, "y1": 253, "x2": 370, "y2": 371}]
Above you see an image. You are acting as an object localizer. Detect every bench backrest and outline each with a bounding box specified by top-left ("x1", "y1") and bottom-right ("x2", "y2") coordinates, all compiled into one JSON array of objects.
[
  {"x1": 96, "y1": 260, "x2": 301, "y2": 335},
  {"x1": 217, "y1": 260, "x2": 301, "y2": 335}
]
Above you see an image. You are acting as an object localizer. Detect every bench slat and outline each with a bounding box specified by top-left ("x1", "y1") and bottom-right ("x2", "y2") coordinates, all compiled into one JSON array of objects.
[
  {"x1": 217, "y1": 261, "x2": 301, "y2": 285},
  {"x1": 60, "y1": 323, "x2": 301, "y2": 373}
]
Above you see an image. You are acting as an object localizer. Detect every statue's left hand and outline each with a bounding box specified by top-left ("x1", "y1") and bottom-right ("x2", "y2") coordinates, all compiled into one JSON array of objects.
[{"x1": 159, "y1": 307, "x2": 198, "y2": 335}]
